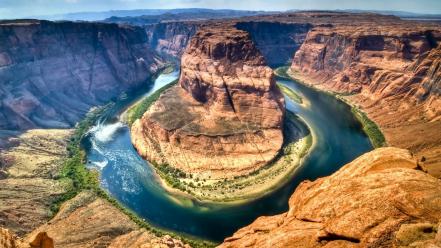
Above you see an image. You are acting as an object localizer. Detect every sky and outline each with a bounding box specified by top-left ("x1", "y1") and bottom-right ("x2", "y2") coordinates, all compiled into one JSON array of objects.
[{"x1": 1, "y1": 0, "x2": 441, "y2": 19}]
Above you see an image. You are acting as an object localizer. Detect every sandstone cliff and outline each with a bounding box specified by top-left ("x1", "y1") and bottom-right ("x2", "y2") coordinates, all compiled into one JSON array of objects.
[
  {"x1": 290, "y1": 20, "x2": 441, "y2": 177},
  {"x1": 236, "y1": 21, "x2": 311, "y2": 66},
  {"x1": 0, "y1": 20, "x2": 162, "y2": 130},
  {"x1": 132, "y1": 25, "x2": 285, "y2": 179},
  {"x1": 144, "y1": 22, "x2": 199, "y2": 61},
  {"x1": 221, "y1": 147, "x2": 441, "y2": 247}
]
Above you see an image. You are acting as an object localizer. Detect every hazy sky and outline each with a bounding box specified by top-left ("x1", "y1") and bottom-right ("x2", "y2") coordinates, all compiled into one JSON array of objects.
[{"x1": 1, "y1": 0, "x2": 441, "y2": 19}]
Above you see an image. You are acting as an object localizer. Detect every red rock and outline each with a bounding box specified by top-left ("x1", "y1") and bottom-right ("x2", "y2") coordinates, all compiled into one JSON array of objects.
[
  {"x1": 220, "y1": 147, "x2": 441, "y2": 247},
  {"x1": 131, "y1": 25, "x2": 285, "y2": 179}
]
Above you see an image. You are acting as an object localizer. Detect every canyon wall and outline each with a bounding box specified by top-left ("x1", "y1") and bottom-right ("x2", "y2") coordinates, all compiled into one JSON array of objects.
[
  {"x1": 0, "y1": 20, "x2": 163, "y2": 130},
  {"x1": 236, "y1": 21, "x2": 311, "y2": 66},
  {"x1": 131, "y1": 25, "x2": 285, "y2": 179},
  {"x1": 291, "y1": 21, "x2": 441, "y2": 177},
  {"x1": 142, "y1": 20, "x2": 313, "y2": 67},
  {"x1": 144, "y1": 22, "x2": 199, "y2": 61},
  {"x1": 221, "y1": 147, "x2": 441, "y2": 247}
]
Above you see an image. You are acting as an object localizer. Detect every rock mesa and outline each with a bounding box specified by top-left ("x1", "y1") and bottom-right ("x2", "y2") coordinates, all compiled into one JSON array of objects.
[{"x1": 131, "y1": 25, "x2": 285, "y2": 178}]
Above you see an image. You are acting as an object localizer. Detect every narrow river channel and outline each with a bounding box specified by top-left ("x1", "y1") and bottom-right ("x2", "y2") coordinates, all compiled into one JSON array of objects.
[{"x1": 85, "y1": 70, "x2": 373, "y2": 242}]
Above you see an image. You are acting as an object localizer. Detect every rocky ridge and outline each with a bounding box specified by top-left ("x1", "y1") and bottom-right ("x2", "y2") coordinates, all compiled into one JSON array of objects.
[
  {"x1": 131, "y1": 25, "x2": 285, "y2": 179},
  {"x1": 221, "y1": 147, "x2": 441, "y2": 247},
  {"x1": 0, "y1": 191, "x2": 191, "y2": 248}
]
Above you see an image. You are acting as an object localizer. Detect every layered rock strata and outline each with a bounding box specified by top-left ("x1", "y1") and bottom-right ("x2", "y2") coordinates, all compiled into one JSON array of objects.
[
  {"x1": 132, "y1": 26, "x2": 285, "y2": 178},
  {"x1": 144, "y1": 22, "x2": 199, "y2": 61},
  {"x1": 221, "y1": 147, "x2": 441, "y2": 247},
  {"x1": 0, "y1": 20, "x2": 162, "y2": 130},
  {"x1": 291, "y1": 22, "x2": 441, "y2": 177},
  {"x1": 1, "y1": 191, "x2": 190, "y2": 248},
  {"x1": 0, "y1": 129, "x2": 71, "y2": 235},
  {"x1": 236, "y1": 22, "x2": 312, "y2": 66}
]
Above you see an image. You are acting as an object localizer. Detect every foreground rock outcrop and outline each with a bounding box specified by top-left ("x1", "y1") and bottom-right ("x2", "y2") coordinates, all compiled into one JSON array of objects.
[
  {"x1": 0, "y1": 20, "x2": 162, "y2": 130},
  {"x1": 132, "y1": 25, "x2": 285, "y2": 178},
  {"x1": 0, "y1": 130, "x2": 191, "y2": 248},
  {"x1": 0, "y1": 191, "x2": 190, "y2": 248},
  {"x1": 23, "y1": 191, "x2": 189, "y2": 248},
  {"x1": 221, "y1": 147, "x2": 441, "y2": 247},
  {"x1": 1, "y1": 228, "x2": 20, "y2": 248}
]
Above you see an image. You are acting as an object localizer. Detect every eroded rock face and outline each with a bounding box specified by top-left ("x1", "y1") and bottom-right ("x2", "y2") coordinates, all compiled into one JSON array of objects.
[
  {"x1": 0, "y1": 129, "x2": 71, "y2": 236},
  {"x1": 144, "y1": 22, "x2": 199, "y2": 62},
  {"x1": 0, "y1": 20, "x2": 162, "y2": 130},
  {"x1": 108, "y1": 232, "x2": 190, "y2": 248},
  {"x1": 292, "y1": 26, "x2": 441, "y2": 99},
  {"x1": 132, "y1": 26, "x2": 285, "y2": 178},
  {"x1": 22, "y1": 191, "x2": 189, "y2": 248},
  {"x1": 0, "y1": 228, "x2": 19, "y2": 248},
  {"x1": 220, "y1": 147, "x2": 441, "y2": 247},
  {"x1": 236, "y1": 22, "x2": 312, "y2": 66},
  {"x1": 291, "y1": 22, "x2": 441, "y2": 177}
]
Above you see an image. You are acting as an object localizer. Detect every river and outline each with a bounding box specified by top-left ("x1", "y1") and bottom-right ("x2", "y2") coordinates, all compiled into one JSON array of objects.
[{"x1": 85, "y1": 70, "x2": 373, "y2": 242}]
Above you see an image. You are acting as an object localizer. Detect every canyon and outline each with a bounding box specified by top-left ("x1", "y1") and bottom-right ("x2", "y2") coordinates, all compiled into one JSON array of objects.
[
  {"x1": 131, "y1": 25, "x2": 286, "y2": 179},
  {"x1": 290, "y1": 16, "x2": 441, "y2": 177},
  {"x1": 0, "y1": 10, "x2": 440, "y2": 248},
  {"x1": 0, "y1": 20, "x2": 163, "y2": 130}
]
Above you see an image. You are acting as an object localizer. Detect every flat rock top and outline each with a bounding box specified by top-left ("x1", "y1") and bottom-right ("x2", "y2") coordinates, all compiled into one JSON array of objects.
[
  {"x1": 148, "y1": 24, "x2": 284, "y2": 136},
  {"x1": 149, "y1": 85, "x2": 260, "y2": 136},
  {"x1": 184, "y1": 25, "x2": 266, "y2": 66},
  {"x1": 221, "y1": 147, "x2": 441, "y2": 247}
]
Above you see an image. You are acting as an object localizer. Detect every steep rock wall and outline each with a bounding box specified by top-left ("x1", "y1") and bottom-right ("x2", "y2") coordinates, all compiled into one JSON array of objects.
[
  {"x1": 131, "y1": 25, "x2": 285, "y2": 179},
  {"x1": 144, "y1": 22, "x2": 199, "y2": 62},
  {"x1": 236, "y1": 21, "x2": 312, "y2": 66},
  {"x1": 291, "y1": 24, "x2": 441, "y2": 177},
  {"x1": 0, "y1": 20, "x2": 163, "y2": 130}
]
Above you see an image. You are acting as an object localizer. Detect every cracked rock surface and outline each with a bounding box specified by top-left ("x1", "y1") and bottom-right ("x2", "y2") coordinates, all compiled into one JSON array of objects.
[{"x1": 220, "y1": 147, "x2": 441, "y2": 248}]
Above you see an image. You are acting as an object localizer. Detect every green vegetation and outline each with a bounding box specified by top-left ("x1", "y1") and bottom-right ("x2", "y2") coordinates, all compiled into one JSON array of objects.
[
  {"x1": 277, "y1": 83, "x2": 303, "y2": 104},
  {"x1": 51, "y1": 105, "x2": 109, "y2": 214},
  {"x1": 274, "y1": 66, "x2": 386, "y2": 149},
  {"x1": 274, "y1": 66, "x2": 291, "y2": 79},
  {"x1": 151, "y1": 110, "x2": 313, "y2": 202},
  {"x1": 126, "y1": 79, "x2": 178, "y2": 126},
  {"x1": 50, "y1": 95, "x2": 215, "y2": 248},
  {"x1": 152, "y1": 162, "x2": 188, "y2": 191},
  {"x1": 351, "y1": 107, "x2": 386, "y2": 148},
  {"x1": 161, "y1": 65, "x2": 175, "y2": 74}
]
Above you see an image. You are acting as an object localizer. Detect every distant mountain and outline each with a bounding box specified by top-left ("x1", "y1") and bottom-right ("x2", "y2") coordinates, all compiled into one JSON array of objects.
[
  {"x1": 103, "y1": 9, "x2": 277, "y2": 25},
  {"x1": 337, "y1": 9, "x2": 441, "y2": 20},
  {"x1": 287, "y1": 9, "x2": 441, "y2": 21},
  {"x1": 30, "y1": 8, "x2": 274, "y2": 22}
]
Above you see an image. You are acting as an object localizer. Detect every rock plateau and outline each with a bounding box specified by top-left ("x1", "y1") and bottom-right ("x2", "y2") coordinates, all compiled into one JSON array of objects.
[
  {"x1": 221, "y1": 147, "x2": 441, "y2": 248},
  {"x1": 131, "y1": 25, "x2": 285, "y2": 178}
]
